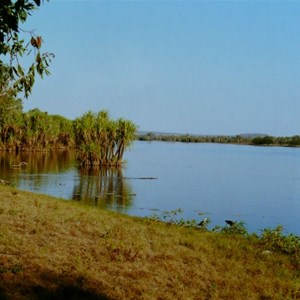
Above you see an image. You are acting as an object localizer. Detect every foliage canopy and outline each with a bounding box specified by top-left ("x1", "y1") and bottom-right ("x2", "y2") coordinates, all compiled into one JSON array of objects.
[
  {"x1": 0, "y1": 0, "x2": 53, "y2": 98},
  {"x1": 73, "y1": 111, "x2": 137, "y2": 167}
]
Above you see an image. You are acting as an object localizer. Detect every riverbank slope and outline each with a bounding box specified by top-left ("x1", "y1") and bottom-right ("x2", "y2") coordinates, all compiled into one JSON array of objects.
[{"x1": 0, "y1": 185, "x2": 299, "y2": 299}]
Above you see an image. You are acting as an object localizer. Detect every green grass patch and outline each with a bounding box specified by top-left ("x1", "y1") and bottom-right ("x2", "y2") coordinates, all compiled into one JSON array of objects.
[{"x1": 0, "y1": 185, "x2": 299, "y2": 299}]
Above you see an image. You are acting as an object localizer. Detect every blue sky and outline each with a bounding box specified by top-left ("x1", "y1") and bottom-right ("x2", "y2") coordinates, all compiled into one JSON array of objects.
[{"x1": 23, "y1": 0, "x2": 300, "y2": 136}]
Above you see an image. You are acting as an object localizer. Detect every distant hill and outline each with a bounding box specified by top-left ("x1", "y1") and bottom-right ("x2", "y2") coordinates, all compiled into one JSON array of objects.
[{"x1": 238, "y1": 133, "x2": 269, "y2": 138}]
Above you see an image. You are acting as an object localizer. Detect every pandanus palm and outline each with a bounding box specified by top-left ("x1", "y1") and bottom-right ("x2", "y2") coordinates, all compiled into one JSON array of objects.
[
  {"x1": 114, "y1": 119, "x2": 137, "y2": 164},
  {"x1": 73, "y1": 111, "x2": 137, "y2": 167}
]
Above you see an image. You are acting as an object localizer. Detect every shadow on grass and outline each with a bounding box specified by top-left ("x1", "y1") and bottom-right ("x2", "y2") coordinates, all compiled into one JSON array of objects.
[
  {"x1": 0, "y1": 270, "x2": 111, "y2": 300},
  {"x1": 31, "y1": 284, "x2": 109, "y2": 300},
  {"x1": 0, "y1": 288, "x2": 8, "y2": 300}
]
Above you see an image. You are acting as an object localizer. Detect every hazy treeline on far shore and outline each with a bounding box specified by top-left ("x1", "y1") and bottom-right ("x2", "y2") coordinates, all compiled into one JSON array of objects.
[{"x1": 138, "y1": 132, "x2": 300, "y2": 147}]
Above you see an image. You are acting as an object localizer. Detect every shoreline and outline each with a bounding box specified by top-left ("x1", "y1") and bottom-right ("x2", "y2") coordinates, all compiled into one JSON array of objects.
[{"x1": 0, "y1": 185, "x2": 299, "y2": 299}]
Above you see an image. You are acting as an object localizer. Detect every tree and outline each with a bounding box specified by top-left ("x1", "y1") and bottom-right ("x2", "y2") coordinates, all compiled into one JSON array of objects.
[
  {"x1": 0, "y1": 0, "x2": 53, "y2": 98},
  {"x1": 0, "y1": 65, "x2": 23, "y2": 150},
  {"x1": 251, "y1": 136, "x2": 274, "y2": 146},
  {"x1": 289, "y1": 135, "x2": 300, "y2": 147},
  {"x1": 73, "y1": 111, "x2": 137, "y2": 167}
]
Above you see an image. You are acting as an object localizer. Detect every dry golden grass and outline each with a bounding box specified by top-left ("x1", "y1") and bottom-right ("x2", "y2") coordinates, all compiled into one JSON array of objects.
[{"x1": 0, "y1": 185, "x2": 299, "y2": 299}]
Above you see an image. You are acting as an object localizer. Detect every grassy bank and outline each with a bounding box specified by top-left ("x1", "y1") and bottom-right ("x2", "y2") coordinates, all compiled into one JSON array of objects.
[{"x1": 0, "y1": 186, "x2": 299, "y2": 299}]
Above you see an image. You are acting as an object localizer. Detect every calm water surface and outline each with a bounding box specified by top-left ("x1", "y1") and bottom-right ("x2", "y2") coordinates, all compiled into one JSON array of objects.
[{"x1": 1, "y1": 141, "x2": 299, "y2": 234}]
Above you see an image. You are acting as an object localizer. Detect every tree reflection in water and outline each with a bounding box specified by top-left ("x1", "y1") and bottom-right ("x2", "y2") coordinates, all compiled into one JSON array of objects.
[
  {"x1": 0, "y1": 150, "x2": 75, "y2": 185},
  {"x1": 73, "y1": 167, "x2": 134, "y2": 211},
  {"x1": 0, "y1": 151, "x2": 135, "y2": 212}
]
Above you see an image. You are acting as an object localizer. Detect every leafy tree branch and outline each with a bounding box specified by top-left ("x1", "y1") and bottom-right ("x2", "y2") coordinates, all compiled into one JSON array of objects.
[{"x1": 0, "y1": 0, "x2": 54, "y2": 98}]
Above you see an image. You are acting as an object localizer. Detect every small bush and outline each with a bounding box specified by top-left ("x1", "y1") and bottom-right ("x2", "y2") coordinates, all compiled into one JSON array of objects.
[
  {"x1": 260, "y1": 225, "x2": 300, "y2": 259},
  {"x1": 213, "y1": 221, "x2": 248, "y2": 236},
  {"x1": 148, "y1": 209, "x2": 210, "y2": 230}
]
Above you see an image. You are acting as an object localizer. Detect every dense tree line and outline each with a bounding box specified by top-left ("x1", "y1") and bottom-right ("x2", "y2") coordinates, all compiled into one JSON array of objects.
[
  {"x1": 0, "y1": 94, "x2": 137, "y2": 166},
  {"x1": 138, "y1": 132, "x2": 300, "y2": 147},
  {"x1": 0, "y1": 106, "x2": 73, "y2": 151}
]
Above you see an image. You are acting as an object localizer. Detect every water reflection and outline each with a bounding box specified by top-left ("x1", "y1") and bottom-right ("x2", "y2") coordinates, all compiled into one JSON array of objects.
[
  {"x1": 0, "y1": 150, "x2": 74, "y2": 175},
  {"x1": 73, "y1": 168, "x2": 134, "y2": 211},
  {"x1": 2, "y1": 142, "x2": 300, "y2": 235},
  {"x1": 0, "y1": 151, "x2": 135, "y2": 211}
]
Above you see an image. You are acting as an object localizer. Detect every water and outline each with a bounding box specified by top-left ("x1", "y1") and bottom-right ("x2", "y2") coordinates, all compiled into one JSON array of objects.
[{"x1": 1, "y1": 141, "x2": 299, "y2": 234}]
